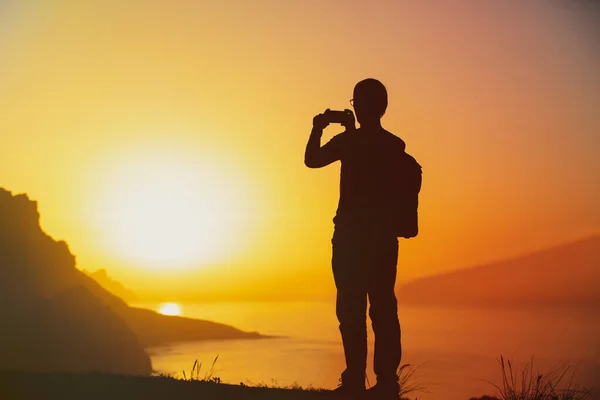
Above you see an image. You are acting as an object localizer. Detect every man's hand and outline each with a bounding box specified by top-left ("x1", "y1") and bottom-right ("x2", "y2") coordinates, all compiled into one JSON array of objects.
[
  {"x1": 306, "y1": 109, "x2": 341, "y2": 168},
  {"x1": 313, "y1": 112, "x2": 330, "y2": 131}
]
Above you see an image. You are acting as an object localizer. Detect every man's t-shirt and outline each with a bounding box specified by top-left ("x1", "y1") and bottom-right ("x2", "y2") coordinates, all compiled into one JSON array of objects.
[{"x1": 323, "y1": 127, "x2": 407, "y2": 234}]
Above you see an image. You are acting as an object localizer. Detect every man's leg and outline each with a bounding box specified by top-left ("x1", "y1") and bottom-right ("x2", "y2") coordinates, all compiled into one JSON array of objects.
[
  {"x1": 368, "y1": 236, "x2": 401, "y2": 386},
  {"x1": 336, "y1": 288, "x2": 368, "y2": 386},
  {"x1": 332, "y1": 232, "x2": 368, "y2": 389}
]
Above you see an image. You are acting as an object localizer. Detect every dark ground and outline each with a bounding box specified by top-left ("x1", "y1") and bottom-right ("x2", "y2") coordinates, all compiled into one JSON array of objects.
[{"x1": 0, "y1": 371, "x2": 333, "y2": 400}]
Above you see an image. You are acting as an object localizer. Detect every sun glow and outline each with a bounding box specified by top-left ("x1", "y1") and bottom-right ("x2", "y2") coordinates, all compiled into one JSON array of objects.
[
  {"x1": 93, "y1": 151, "x2": 256, "y2": 270},
  {"x1": 158, "y1": 302, "x2": 182, "y2": 316}
]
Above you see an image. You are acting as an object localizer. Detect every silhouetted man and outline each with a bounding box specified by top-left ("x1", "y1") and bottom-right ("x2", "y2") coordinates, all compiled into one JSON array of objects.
[{"x1": 305, "y1": 79, "x2": 420, "y2": 399}]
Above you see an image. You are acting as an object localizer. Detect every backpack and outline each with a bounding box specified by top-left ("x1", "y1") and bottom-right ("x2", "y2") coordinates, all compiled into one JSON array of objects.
[{"x1": 394, "y1": 152, "x2": 422, "y2": 238}]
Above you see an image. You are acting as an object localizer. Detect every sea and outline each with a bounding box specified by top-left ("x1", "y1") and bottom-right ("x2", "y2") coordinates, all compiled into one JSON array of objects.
[{"x1": 138, "y1": 301, "x2": 600, "y2": 400}]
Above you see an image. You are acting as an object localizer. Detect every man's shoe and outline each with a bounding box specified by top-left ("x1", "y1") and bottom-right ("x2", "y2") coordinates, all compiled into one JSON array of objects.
[
  {"x1": 332, "y1": 379, "x2": 367, "y2": 399},
  {"x1": 366, "y1": 382, "x2": 400, "y2": 399}
]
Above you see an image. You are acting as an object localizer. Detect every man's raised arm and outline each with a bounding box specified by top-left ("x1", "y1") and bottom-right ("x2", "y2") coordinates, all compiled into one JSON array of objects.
[{"x1": 304, "y1": 113, "x2": 341, "y2": 168}]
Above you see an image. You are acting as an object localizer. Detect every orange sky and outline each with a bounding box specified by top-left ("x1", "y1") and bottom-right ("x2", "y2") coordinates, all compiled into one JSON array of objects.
[{"x1": 1, "y1": 1, "x2": 599, "y2": 301}]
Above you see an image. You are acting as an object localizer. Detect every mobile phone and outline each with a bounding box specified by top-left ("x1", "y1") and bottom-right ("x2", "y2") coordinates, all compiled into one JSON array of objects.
[{"x1": 324, "y1": 109, "x2": 355, "y2": 127}]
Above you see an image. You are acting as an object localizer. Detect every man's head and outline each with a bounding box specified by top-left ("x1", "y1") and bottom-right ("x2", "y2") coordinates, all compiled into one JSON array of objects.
[{"x1": 352, "y1": 78, "x2": 388, "y2": 125}]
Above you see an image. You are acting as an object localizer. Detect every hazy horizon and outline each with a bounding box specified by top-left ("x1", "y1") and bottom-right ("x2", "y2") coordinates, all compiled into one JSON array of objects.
[{"x1": 119, "y1": 233, "x2": 600, "y2": 303}]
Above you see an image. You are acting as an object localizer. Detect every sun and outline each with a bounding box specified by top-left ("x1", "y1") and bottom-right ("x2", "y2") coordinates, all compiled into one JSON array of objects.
[
  {"x1": 94, "y1": 152, "x2": 254, "y2": 270},
  {"x1": 158, "y1": 302, "x2": 182, "y2": 316}
]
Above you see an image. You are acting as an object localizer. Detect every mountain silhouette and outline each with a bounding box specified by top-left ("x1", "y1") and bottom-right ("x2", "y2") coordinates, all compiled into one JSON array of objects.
[
  {"x1": 3, "y1": 285, "x2": 152, "y2": 374},
  {"x1": 0, "y1": 188, "x2": 151, "y2": 374},
  {"x1": 0, "y1": 188, "x2": 262, "y2": 375},
  {"x1": 397, "y1": 236, "x2": 600, "y2": 308},
  {"x1": 84, "y1": 268, "x2": 139, "y2": 303}
]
